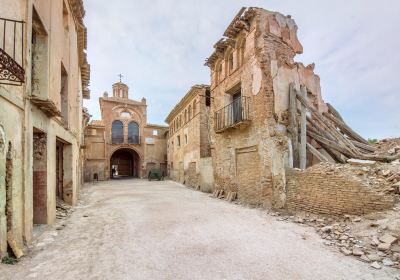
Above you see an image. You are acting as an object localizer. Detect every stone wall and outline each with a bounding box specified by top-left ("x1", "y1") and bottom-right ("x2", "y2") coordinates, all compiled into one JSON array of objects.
[
  {"x1": 285, "y1": 168, "x2": 395, "y2": 215},
  {"x1": 166, "y1": 85, "x2": 214, "y2": 192}
]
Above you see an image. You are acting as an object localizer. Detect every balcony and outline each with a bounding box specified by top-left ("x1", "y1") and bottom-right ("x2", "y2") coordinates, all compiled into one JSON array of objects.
[
  {"x1": 214, "y1": 96, "x2": 251, "y2": 133},
  {"x1": 0, "y1": 17, "x2": 25, "y2": 86}
]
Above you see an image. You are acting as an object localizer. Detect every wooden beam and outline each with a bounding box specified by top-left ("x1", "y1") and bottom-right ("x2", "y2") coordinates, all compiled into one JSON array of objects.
[
  {"x1": 306, "y1": 143, "x2": 332, "y2": 163},
  {"x1": 322, "y1": 112, "x2": 369, "y2": 145},
  {"x1": 306, "y1": 123, "x2": 347, "y2": 163},
  {"x1": 350, "y1": 140, "x2": 376, "y2": 153},
  {"x1": 299, "y1": 86, "x2": 307, "y2": 169},
  {"x1": 295, "y1": 91, "x2": 361, "y2": 157},
  {"x1": 307, "y1": 130, "x2": 354, "y2": 158},
  {"x1": 327, "y1": 103, "x2": 344, "y2": 122}
]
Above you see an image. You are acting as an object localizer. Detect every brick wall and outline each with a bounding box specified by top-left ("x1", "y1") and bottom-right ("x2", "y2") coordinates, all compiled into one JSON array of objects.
[{"x1": 285, "y1": 168, "x2": 394, "y2": 215}]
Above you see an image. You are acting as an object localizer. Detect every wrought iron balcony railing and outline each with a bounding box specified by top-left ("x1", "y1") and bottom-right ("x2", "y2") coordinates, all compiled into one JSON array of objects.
[
  {"x1": 0, "y1": 17, "x2": 25, "y2": 86},
  {"x1": 214, "y1": 96, "x2": 251, "y2": 133}
]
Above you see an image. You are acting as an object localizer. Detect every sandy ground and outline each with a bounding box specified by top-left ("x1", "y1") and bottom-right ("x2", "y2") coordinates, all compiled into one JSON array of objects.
[{"x1": 0, "y1": 179, "x2": 398, "y2": 280}]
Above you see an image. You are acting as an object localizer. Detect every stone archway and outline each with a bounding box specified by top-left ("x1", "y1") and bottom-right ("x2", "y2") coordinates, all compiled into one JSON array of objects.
[{"x1": 110, "y1": 148, "x2": 140, "y2": 178}]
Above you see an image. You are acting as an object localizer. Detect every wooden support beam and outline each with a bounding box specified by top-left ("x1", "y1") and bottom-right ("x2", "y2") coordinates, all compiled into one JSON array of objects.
[
  {"x1": 307, "y1": 130, "x2": 354, "y2": 158},
  {"x1": 295, "y1": 91, "x2": 361, "y2": 157},
  {"x1": 299, "y1": 85, "x2": 307, "y2": 169},
  {"x1": 306, "y1": 143, "x2": 332, "y2": 163},
  {"x1": 306, "y1": 123, "x2": 347, "y2": 163},
  {"x1": 350, "y1": 140, "x2": 376, "y2": 153},
  {"x1": 289, "y1": 83, "x2": 299, "y2": 168},
  {"x1": 322, "y1": 112, "x2": 369, "y2": 145},
  {"x1": 327, "y1": 103, "x2": 344, "y2": 122}
]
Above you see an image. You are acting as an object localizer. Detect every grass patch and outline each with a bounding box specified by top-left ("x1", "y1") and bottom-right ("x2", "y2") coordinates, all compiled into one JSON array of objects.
[{"x1": 1, "y1": 256, "x2": 18, "y2": 265}]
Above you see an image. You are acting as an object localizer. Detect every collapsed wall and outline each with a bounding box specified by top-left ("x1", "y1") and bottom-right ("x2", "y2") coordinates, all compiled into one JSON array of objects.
[{"x1": 285, "y1": 163, "x2": 396, "y2": 215}]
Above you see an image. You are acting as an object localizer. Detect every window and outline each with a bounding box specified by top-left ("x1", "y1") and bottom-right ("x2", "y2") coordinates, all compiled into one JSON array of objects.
[
  {"x1": 177, "y1": 135, "x2": 181, "y2": 147},
  {"x1": 128, "y1": 122, "x2": 139, "y2": 144},
  {"x1": 229, "y1": 52, "x2": 234, "y2": 73},
  {"x1": 188, "y1": 105, "x2": 192, "y2": 120},
  {"x1": 112, "y1": 120, "x2": 124, "y2": 144},
  {"x1": 205, "y1": 89, "x2": 211, "y2": 107},
  {"x1": 153, "y1": 130, "x2": 158, "y2": 136},
  {"x1": 218, "y1": 63, "x2": 222, "y2": 81},
  {"x1": 60, "y1": 63, "x2": 69, "y2": 125},
  {"x1": 185, "y1": 134, "x2": 188, "y2": 144},
  {"x1": 31, "y1": 8, "x2": 48, "y2": 98},
  {"x1": 193, "y1": 100, "x2": 196, "y2": 115},
  {"x1": 184, "y1": 109, "x2": 187, "y2": 123},
  {"x1": 239, "y1": 39, "x2": 246, "y2": 66}
]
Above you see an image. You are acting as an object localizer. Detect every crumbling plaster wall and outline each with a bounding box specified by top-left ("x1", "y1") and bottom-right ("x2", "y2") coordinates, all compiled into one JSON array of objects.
[
  {"x1": 209, "y1": 9, "x2": 299, "y2": 208},
  {"x1": 0, "y1": 99, "x2": 25, "y2": 254},
  {"x1": 208, "y1": 8, "x2": 333, "y2": 208}
]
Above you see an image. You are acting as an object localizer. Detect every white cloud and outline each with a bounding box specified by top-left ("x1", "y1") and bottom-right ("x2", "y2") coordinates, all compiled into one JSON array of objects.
[{"x1": 84, "y1": 0, "x2": 400, "y2": 138}]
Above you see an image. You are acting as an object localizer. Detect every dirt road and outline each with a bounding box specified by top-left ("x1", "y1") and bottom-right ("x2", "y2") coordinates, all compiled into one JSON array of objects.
[{"x1": 0, "y1": 179, "x2": 398, "y2": 280}]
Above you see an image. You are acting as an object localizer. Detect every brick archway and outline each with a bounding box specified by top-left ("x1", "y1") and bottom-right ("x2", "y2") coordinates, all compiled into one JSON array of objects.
[{"x1": 110, "y1": 148, "x2": 140, "y2": 178}]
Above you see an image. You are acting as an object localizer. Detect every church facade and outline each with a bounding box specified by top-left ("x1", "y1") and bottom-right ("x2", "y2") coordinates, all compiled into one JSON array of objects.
[{"x1": 84, "y1": 82, "x2": 168, "y2": 181}]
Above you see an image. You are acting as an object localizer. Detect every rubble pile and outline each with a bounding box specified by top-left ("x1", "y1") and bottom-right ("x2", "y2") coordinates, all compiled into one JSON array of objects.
[
  {"x1": 270, "y1": 209, "x2": 400, "y2": 269},
  {"x1": 308, "y1": 160, "x2": 400, "y2": 197},
  {"x1": 56, "y1": 198, "x2": 72, "y2": 219},
  {"x1": 373, "y1": 138, "x2": 400, "y2": 158}
]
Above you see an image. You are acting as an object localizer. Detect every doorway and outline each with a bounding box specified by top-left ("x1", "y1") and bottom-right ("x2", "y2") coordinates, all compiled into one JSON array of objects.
[
  {"x1": 33, "y1": 130, "x2": 48, "y2": 224},
  {"x1": 110, "y1": 148, "x2": 140, "y2": 178}
]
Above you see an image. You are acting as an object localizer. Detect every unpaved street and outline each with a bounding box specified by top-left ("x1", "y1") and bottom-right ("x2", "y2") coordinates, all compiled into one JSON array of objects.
[{"x1": 0, "y1": 179, "x2": 398, "y2": 280}]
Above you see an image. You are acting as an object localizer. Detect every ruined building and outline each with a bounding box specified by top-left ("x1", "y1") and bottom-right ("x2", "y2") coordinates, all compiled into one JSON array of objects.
[
  {"x1": 165, "y1": 85, "x2": 214, "y2": 192},
  {"x1": 84, "y1": 81, "x2": 168, "y2": 181},
  {"x1": 0, "y1": 0, "x2": 90, "y2": 258},
  {"x1": 201, "y1": 7, "x2": 397, "y2": 213}
]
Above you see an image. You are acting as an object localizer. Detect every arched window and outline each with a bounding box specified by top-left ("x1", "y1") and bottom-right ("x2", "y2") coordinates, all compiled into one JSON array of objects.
[
  {"x1": 184, "y1": 109, "x2": 188, "y2": 123},
  {"x1": 214, "y1": 62, "x2": 222, "y2": 84},
  {"x1": 128, "y1": 122, "x2": 139, "y2": 144},
  {"x1": 229, "y1": 52, "x2": 234, "y2": 73},
  {"x1": 188, "y1": 105, "x2": 192, "y2": 120},
  {"x1": 112, "y1": 120, "x2": 124, "y2": 144},
  {"x1": 224, "y1": 49, "x2": 233, "y2": 76},
  {"x1": 237, "y1": 38, "x2": 246, "y2": 67}
]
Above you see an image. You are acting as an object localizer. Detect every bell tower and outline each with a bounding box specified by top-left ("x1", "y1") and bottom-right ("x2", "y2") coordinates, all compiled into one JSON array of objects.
[{"x1": 112, "y1": 74, "x2": 129, "y2": 99}]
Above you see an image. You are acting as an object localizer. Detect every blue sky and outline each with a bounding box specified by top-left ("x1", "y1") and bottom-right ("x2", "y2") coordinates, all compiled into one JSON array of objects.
[{"x1": 83, "y1": 0, "x2": 400, "y2": 139}]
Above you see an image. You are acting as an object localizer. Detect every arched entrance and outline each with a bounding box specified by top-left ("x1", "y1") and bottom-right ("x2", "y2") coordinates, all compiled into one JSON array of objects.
[{"x1": 110, "y1": 148, "x2": 140, "y2": 178}]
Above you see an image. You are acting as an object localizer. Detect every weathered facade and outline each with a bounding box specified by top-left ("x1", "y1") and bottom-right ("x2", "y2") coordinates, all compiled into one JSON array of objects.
[
  {"x1": 84, "y1": 82, "x2": 168, "y2": 181},
  {"x1": 0, "y1": 0, "x2": 90, "y2": 258},
  {"x1": 165, "y1": 85, "x2": 214, "y2": 192},
  {"x1": 205, "y1": 8, "x2": 320, "y2": 208},
  {"x1": 203, "y1": 7, "x2": 397, "y2": 214}
]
